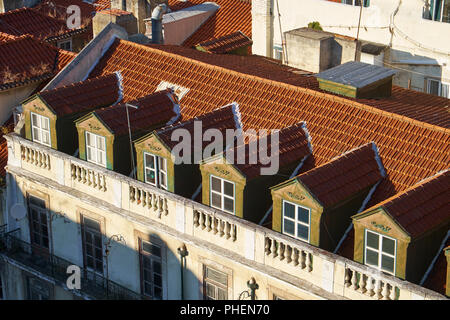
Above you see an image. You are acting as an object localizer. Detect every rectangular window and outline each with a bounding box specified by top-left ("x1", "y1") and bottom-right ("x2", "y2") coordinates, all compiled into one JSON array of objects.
[
  {"x1": 210, "y1": 175, "x2": 235, "y2": 214},
  {"x1": 282, "y1": 200, "x2": 310, "y2": 242},
  {"x1": 329, "y1": 0, "x2": 369, "y2": 7},
  {"x1": 27, "y1": 277, "x2": 50, "y2": 300},
  {"x1": 139, "y1": 239, "x2": 163, "y2": 299},
  {"x1": 86, "y1": 131, "x2": 106, "y2": 167},
  {"x1": 57, "y1": 39, "x2": 72, "y2": 51},
  {"x1": 364, "y1": 229, "x2": 396, "y2": 275},
  {"x1": 81, "y1": 216, "x2": 104, "y2": 275},
  {"x1": 425, "y1": 0, "x2": 450, "y2": 23},
  {"x1": 273, "y1": 45, "x2": 283, "y2": 61},
  {"x1": 203, "y1": 266, "x2": 228, "y2": 300},
  {"x1": 144, "y1": 152, "x2": 167, "y2": 190},
  {"x1": 28, "y1": 196, "x2": 49, "y2": 250},
  {"x1": 31, "y1": 112, "x2": 51, "y2": 147},
  {"x1": 427, "y1": 78, "x2": 450, "y2": 98}
]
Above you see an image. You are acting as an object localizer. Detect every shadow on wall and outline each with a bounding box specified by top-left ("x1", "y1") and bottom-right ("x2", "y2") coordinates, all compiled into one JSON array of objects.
[{"x1": 0, "y1": 185, "x2": 200, "y2": 300}]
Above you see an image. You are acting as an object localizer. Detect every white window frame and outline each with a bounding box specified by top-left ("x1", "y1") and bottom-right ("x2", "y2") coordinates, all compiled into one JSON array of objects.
[
  {"x1": 57, "y1": 39, "x2": 72, "y2": 51},
  {"x1": 273, "y1": 44, "x2": 283, "y2": 61},
  {"x1": 426, "y1": 78, "x2": 450, "y2": 98},
  {"x1": 339, "y1": 0, "x2": 370, "y2": 7},
  {"x1": 209, "y1": 175, "x2": 235, "y2": 214},
  {"x1": 139, "y1": 238, "x2": 163, "y2": 299},
  {"x1": 282, "y1": 200, "x2": 310, "y2": 243},
  {"x1": 143, "y1": 152, "x2": 168, "y2": 190},
  {"x1": 429, "y1": 0, "x2": 450, "y2": 22},
  {"x1": 31, "y1": 112, "x2": 51, "y2": 147},
  {"x1": 364, "y1": 229, "x2": 397, "y2": 275},
  {"x1": 85, "y1": 131, "x2": 106, "y2": 167}
]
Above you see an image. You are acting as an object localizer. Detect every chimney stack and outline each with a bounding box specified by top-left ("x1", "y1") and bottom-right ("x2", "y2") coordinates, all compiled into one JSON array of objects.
[{"x1": 151, "y1": 3, "x2": 167, "y2": 44}]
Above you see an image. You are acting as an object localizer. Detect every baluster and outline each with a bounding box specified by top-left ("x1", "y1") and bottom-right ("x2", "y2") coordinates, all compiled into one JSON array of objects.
[
  {"x1": 300, "y1": 250, "x2": 306, "y2": 269},
  {"x1": 71, "y1": 164, "x2": 76, "y2": 178},
  {"x1": 219, "y1": 220, "x2": 225, "y2": 237},
  {"x1": 158, "y1": 196, "x2": 164, "y2": 215},
  {"x1": 129, "y1": 187, "x2": 135, "y2": 202},
  {"x1": 366, "y1": 275, "x2": 375, "y2": 296},
  {"x1": 142, "y1": 191, "x2": 146, "y2": 206},
  {"x1": 271, "y1": 239, "x2": 277, "y2": 258},
  {"x1": 305, "y1": 252, "x2": 312, "y2": 272},
  {"x1": 231, "y1": 225, "x2": 237, "y2": 241},
  {"x1": 293, "y1": 248, "x2": 299, "y2": 266},
  {"x1": 33, "y1": 150, "x2": 38, "y2": 165},
  {"x1": 26, "y1": 147, "x2": 31, "y2": 162},
  {"x1": 153, "y1": 193, "x2": 158, "y2": 211},
  {"x1": 389, "y1": 284, "x2": 397, "y2": 300},
  {"x1": 381, "y1": 282, "x2": 389, "y2": 300},
  {"x1": 21, "y1": 146, "x2": 25, "y2": 160},
  {"x1": 206, "y1": 214, "x2": 212, "y2": 232},
  {"x1": 265, "y1": 238, "x2": 271, "y2": 255},
  {"x1": 148, "y1": 193, "x2": 152, "y2": 209},
  {"x1": 164, "y1": 198, "x2": 168, "y2": 216},
  {"x1": 286, "y1": 245, "x2": 292, "y2": 263},
  {"x1": 225, "y1": 222, "x2": 231, "y2": 239},
  {"x1": 199, "y1": 212, "x2": 205, "y2": 229},
  {"x1": 86, "y1": 170, "x2": 91, "y2": 186},
  {"x1": 38, "y1": 152, "x2": 42, "y2": 167},
  {"x1": 83, "y1": 169, "x2": 88, "y2": 183},
  {"x1": 213, "y1": 217, "x2": 218, "y2": 234},
  {"x1": 92, "y1": 172, "x2": 97, "y2": 188},
  {"x1": 351, "y1": 270, "x2": 358, "y2": 290},
  {"x1": 374, "y1": 278, "x2": 382, "y2": 299},
  {"x1": 193, "y1": 211, "x2": 199, "y2": 227},
  {"x1": 46, "y1": 154, "x2": 51, "y2": 169},
  {"x1": 102, "y1": 175, "x2": 107, "y2": 191},
  {"x1": 358, "y1": 273, "x2": 367, "y2": 294},
  {"x1": 278, "y1": 242, "x2": 285, "y2": 261},
  {"x1": 345, "y1": 268, "x2": 351, "y2": 287}
]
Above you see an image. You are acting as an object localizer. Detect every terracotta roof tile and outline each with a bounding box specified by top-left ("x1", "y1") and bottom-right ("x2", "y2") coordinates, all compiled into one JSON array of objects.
[
  {"x1": 156, "y1": 103, "x2": 240, "y2": 150},
  {"x1": 34, "y1": 0, "x2": 96, "y2": 23},
  {"x1": 94, "y1": 89, "x2": 178, "y2": 136},
  {"x1": 39, "y1": 73, "x2": 121, "y2": 117},
  {"x1": 0, "y1": 35, "x2": 76, "y2": 90},
  {"x1": 177, "y1": 0, "x2": 252, "y2": 49},
  {"x1": 196, "y1": 31, "x2": 252, "y2": 54},
  {"x1": 362, "y1": 170, "x2": 450, "y2": 238},
  {"x1": 88, "y1": 39, "x2": 450, "y2": 213},
  {"x1": 0, "y1": 7, "x2": 85, "y2": 41},
  {"x1": 230, "y1": 122, "x2": 311, "y2": 180},
  {"x1": 0, "y1": 31, "x2": 18, "y2": 42}
]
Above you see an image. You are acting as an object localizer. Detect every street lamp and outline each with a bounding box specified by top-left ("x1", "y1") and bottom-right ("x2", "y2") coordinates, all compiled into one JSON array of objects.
[
  {"x1": 177, "y1": 244, "x2": 189, "y2": 300},
  {"x1": 125, "y1": 103, "x2": 139, "y2": 179},
  {"x1": 238, "y1": 277, "x2": 259, "y2": 300}
]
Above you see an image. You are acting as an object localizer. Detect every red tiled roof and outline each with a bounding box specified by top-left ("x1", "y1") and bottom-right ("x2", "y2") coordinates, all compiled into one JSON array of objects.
[
  {"x1": 360, "y1": 170, "x2": 450, "y2": 238},
  {"x1": 296, "y1": 143, "x2": 384, "y2": 208},
  {"x1": 423, "y1": 238, "x2": 449, "y2": 296},
  {"x1": 196, "y1": 31, "x2": 253, "y2": 54},
  {"x1": 0, "y1": 35, "x2": 76, "y2": 90},
  {"x1": 98, "y1": 8, "x2": 133, "y2": 16},
  {"x1": 93, "y1": 0, "x2": 111, "y2": 11},
  {"x1": 89, "y1": 39, "x2": 450, "y2": 211},
  {"x1": 94, "y1": 89, "x2": 178, "y2": 136},
  {"x1": 156, "y1": 103, "x2": 240, "y2": 150},
  {"x1": 0, "y1": 7, "x2": 83, "y2": 41},
  {"x1": 34, "y1": 0, "x2": 96, "y2": 23},
  {"x1": 229, "y1": 122, "x2": 311, "y2": 180},
  {"x1": 0, "y1": 32, "x2": 18, "y2": 42},
  {"x1": 179, "y1": 0, "x2": 252, "y2": 49},
  {"x1": 39, "y1": 73, "x2": 121, "y2": 117}
]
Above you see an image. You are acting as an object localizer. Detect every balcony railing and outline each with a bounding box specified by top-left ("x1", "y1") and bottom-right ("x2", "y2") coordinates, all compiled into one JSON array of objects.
[{"x1": 0, "y1": 232, "x2": 145, "y2": 300}]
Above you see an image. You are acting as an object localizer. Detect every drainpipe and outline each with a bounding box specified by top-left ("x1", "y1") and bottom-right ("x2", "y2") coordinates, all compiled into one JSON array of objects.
[
  {"x1": 177, "y1": 244, "x2": 188, "y2": 300},
  {"x1": 151, "y1": 3, "x2": 168, "y2": 44}
]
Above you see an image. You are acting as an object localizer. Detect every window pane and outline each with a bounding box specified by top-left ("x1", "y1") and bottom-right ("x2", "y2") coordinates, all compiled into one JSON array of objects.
[
  {"x1": 382, "y1": 237, "x2": 395, "y2": 255},
  {"x1": 297, "y1": 206, "x2": 309, "y2": 224},
  {"x1": 442, "y1": 0, "x2": 450, "y2": 22},
  {"x1": 159, "y1": 172, "x2": 167, "y2": 188},
  {"x1": 205, "y1": 283, "x2": 215, "y2": 299},
  {"x1": 283, "y1": 219, "x2": 295, "y2": 236},
  {"x1": 42, "y1": 118, "x2": 49, "y2": 130},
  {"x1": 283, "y1": 202, "x2": 295, "y2": 219},
  {"x1": 145, "y1": 154, "x2": 155, "y2": 169},
  {"x1": 211, "y1": 192, "x2": 221, "y2": 208},
  {"x1": 217, "y1": 287, "x2": 227, "y2": 300},
  {"x1": 32, "y1": 114, "x2": 38, "y2": 126},
  {"x1": 151, "y1": 245, "x2": 161, "y2": 257},
  {"x1": 206, "y1": 267, "x2": 227, "y2": 285},
  {"x1": 366, "y1": 231, "x2": 379, "y2": 249},
  {"x1": 153, "y1": 261, "x2": 162, "y2": 274},
  {"x1": 211, "y1": 177, "x2": 221, "y2": 192},
  {"x1": 224, "y1": 181, "x2": 234, "y2": 197},
  {"x1": 381, "y1": 255, "x2": 395, "y2": 273},
  {"x1": 154, "y1": 287, "x2": 162, "y2": 299},
  {"x1": 159, "y1": 157, "x2": 166, "y2": 172},
  {"x1": 84, "y1": 218, "x2": 100, "y2": 231},
  {"x1": 428, "y1": 80, "x2": 440, "y2": 95},
  {"x1": 142, "y1": 241, "x2": 152, "y2": 254},
  {"x1": 86, "y1": 133, "x2": 92, "y2": 146},
  {"x1": 224, "y1": 198, "x2": 234, "y2": 213},
  {"x1": 42, "y1": 132, "x2": 50, "y2": 145},
  {"x1": 87, "y1": 147, "x2": 93, "y2": 161},
  {"x1": 297, "y1": 224, "x2": 309, "y2": 241},
  {"x1": 146, "y1": 169, "x2": 156, "y2": 184},
  {"x1": 97, "y1": 136, "x2": 105, "y2": 150},
  {"x1": 366, "y1": 249, "x2": 378, "y2": 266},
  {"x1": 33, "y1": 128, "x2": 40, "y2": 142},
  {"x1": 153, "y1": 274, "x2": 162, "y2": 287}
]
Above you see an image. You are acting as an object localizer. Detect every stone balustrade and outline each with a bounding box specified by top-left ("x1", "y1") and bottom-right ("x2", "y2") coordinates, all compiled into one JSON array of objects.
[
  {"x1": 344, "y1": 265, "x2": 399, "y2": 300},
  {"x1": 70, "y1": 163, "x2": 107, "y2": 192},
  {"x1": 129, "y1": 184, "x2": 168, "y2": 218},
  {"x1": 5, "y1": 133, "x2": 447, "y2": 301},
  {"x1": 21, "y1": 145, "x2": 51, "y2": 170},
  {"x1": 264, "y1": 235, "x2": 313, "y2": 272},
  {"x1": 193, "y1": 210, "x2": 237, "y2": 241}
]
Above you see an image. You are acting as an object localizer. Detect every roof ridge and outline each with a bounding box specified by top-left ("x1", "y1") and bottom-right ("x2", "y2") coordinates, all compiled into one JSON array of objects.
[
  {"x1": 40, "y1": 72, "x2": 117, "y2": 95},
  {"x1": 124, "y1": 40, "x2": 450, "y2": 134}
]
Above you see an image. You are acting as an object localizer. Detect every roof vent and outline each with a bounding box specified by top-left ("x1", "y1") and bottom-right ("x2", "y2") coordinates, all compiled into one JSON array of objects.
[{"x1": 315, "y1": 61, "x2": 397, "y2": 99}]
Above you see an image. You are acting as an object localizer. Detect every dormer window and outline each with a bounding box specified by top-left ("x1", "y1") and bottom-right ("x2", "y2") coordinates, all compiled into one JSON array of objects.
[
  {"x1": 31, "y1": 112, "x2": 51, "y2": 147},
  {"x1": 282, "y1": 200, "x2": 310, "y2": 242},
  {"x1": 210, "y1": 175, "x2": 235, "y2": 214},
  {"x1": 364, "y1": 229, "x2": 396, "y2": 275},
  {"x1": 86, "y1": 131, "x2": 106, "y2": 167},
  {"x1": 144, "y1": 152, "x2": 167, "y2": 190}
]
